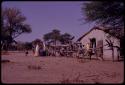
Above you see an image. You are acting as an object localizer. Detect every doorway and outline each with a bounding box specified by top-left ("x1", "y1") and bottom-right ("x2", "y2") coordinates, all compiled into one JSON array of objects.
[{"x1": 90, "y1": 38, "x2": 96, "y2": 54}]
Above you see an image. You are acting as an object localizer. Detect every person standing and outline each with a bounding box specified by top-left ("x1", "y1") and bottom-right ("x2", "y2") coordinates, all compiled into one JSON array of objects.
[
  {"x1": 34, "y1": 44, "x2": 40, "y2": 57},
  {"x1": 25, "y1": 50, "x2": 28, "y2": 56},
  {"x1": 85, "y1": 43, "x2": 92, "y2": 59}
]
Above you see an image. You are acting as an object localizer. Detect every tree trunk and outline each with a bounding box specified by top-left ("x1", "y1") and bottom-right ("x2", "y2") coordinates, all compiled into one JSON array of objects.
[
  {"x1": 112, "y1": 47, "x2": 114, "y2": 62},
  {"x1": 54, "y1": 40, "x2": 56, "y2": 56},
  {"x1": 1, "y1": 42, "x2": 4, "y2": 51}
]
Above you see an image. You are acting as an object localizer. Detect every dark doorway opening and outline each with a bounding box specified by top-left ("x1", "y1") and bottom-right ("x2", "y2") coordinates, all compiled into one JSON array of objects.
[{"x1": 90, "y1": 38, "x2": 96, "y2": 54}]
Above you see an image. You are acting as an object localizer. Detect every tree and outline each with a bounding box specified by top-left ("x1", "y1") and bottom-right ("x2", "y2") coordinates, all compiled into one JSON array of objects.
[
  {"x1": 43, "y1": 29, "x2": 74, "y2": 45},
  {"x1": 81, "y1": 1, "x2": 124, "y2": 28},
  {"x1": 43, "y1": 29, "x2": 61, "y2": 45},
  {"x1": 51, "y1": 29, "x2": 61, "y2": 45},
  {"x1": 82, "y1": 1, "x2": 124, "y2": 58},
  {"x1": 60, "y1": 33, "x2": 74, "y2": 44},
  {"x1": 43, "y1": 32, "x2": 53, "y2": 45},
  {"x1": 24, "y1": 42, "x2": 33, "y2": 50},
  {"x1": 1, "y1": 7, "x2": 32, "y2": 51},
  {"x1": 105, "y1": 35, "x2": 121, "y2": 61},
  {"x1": 16, "y1": 41, "x2": 25, "y2": 51},
  {"x1": 32, "y1": 39, "x2": 43, "y2": 47}
]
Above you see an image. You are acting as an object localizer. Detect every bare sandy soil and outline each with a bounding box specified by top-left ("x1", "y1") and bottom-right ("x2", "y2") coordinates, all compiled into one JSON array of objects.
[{"x1": 1, "y1": 51, "x2": 124, "y2": 84}]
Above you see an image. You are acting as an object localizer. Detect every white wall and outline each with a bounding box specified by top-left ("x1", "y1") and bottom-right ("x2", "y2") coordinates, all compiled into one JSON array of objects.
[
  {"x1": 80, "y1": 29, "x2": 105, "y2": 45},
  {"x1": 79, "y1": 29, "x2": 120, "y2": 60}
]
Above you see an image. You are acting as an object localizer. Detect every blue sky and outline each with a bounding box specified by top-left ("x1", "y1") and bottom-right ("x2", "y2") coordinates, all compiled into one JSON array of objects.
[{"x1": 2, "y1": 1, "x2": 95, "y2": 42}]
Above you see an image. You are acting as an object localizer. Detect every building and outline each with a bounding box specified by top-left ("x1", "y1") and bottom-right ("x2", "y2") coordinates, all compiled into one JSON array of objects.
[{"x1": 77, "y1": 26, "x2": 120, "y2": 61}]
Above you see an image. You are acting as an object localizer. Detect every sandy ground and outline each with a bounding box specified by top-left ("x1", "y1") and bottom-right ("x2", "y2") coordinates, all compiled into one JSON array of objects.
[{"x1": 1, "y1": 51, "x2": 124, "y2": 84}]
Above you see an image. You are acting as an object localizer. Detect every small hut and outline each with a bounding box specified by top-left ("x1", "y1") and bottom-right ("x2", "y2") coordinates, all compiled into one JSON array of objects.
[{"x1": 77, "y1": 26, "x2": 120, "y2": 61}]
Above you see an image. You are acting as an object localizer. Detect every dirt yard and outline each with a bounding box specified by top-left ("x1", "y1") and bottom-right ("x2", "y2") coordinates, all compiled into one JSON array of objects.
[{"x1": 1, "y1": 51, "x2": 124, "y2": 84}]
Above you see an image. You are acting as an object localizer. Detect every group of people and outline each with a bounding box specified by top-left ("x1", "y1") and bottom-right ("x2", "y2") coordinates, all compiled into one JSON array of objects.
[
  {"x1": 24, "y1": 41, "x2": 103, "y2": 60},
  {"x1": 33, "y1": 43, "x2": 46, "y2": 57},
  {"x1": 84, "y1": 42, "x2": 104, "y2": 60},
  {"x1": 24, "y1": 41, "x2": 47, "y2": 57}
]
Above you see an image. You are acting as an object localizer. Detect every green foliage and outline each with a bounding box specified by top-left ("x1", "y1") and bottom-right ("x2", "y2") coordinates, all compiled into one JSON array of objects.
[
  {"x1": 82, "y1": 1, "x2": 124, "y2": 28},
  {"x1": 32, "y1": 39, "x2": 42, "y2": 46},
  {"x1": 82, "y1": 1, "x2": 124, "y2": 59},
  {"x1": 51, "y1": 29, "x2": 61, "y2": 41},
  {"x1": 1, "y1": 7, "x2": 32, "y2": 50},
  {"x1": 60, "y1": 33, "x2": 74, "y2": 44},
  {"x1": 24, "y1": 42, "x2": 32, "y2": 50},
  {"x1": 14, "y1": 41, "x2": 32, "y2": 51},
  {"x1": 43, "y1": 29, "x2": 61, "y2": 45},
  {"x1": 43, "y1": 33, "x2": 52, "y2": 42},
  {"x1": 16, "y1": 41, "x2": 25, "y2": 51},
  {"x1": 43, "y1": 29, "x2": 74, "y2": 45},
  {"x1": 2, "y1": 7, "x2": 32, "y2": 39}
]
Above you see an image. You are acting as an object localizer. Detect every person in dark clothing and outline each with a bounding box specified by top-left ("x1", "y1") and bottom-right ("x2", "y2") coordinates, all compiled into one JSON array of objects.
[{"x1": 25, "y1": 50, "x2": 29, "y2": 56}]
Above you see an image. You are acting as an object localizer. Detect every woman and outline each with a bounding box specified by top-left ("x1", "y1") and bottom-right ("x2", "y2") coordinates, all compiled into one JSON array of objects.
[{"x1": 34, "y1": 44, "x2": 40, "y2": 57}]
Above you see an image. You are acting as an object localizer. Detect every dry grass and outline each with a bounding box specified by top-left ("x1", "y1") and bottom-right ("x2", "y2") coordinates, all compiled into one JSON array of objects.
[
  {"x1": 77, "y1": 59, "x2": 85, "y2": 63},
  {"x1": 60, "y1": 72, "x2": 85, "y2": 84},
  {"x1": 1, "y1": 60, "x2": 10, "y2": 63},
  {"x1": 1, "y1": 53, "x2": 124, "y2": 83},
  {"x1": 27, "y1": 65, "x2": 42, "y2": 70},
  {"x1": 1, "y1": 51, "x2": 10, "y2": 55}
]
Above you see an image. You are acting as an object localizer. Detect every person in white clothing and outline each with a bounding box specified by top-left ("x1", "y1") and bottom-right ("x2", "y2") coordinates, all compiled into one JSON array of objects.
[{"x1": 34, "y1": 44, "x2": 40, "y2": 57}]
